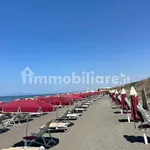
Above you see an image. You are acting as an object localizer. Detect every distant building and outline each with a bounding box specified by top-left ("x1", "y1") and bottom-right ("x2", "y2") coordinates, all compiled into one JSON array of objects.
[{"x1": 98, "y1": 87, "x2": 112, "y2": 91}]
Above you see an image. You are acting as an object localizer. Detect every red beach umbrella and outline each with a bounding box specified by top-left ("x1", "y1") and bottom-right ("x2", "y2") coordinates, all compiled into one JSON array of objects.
[
  {"x1": 121, "y1": 88, "x2": 127, "y2": 110},
  {"x1": 41, "y1": 97, "x2": 74, "y2": 106},
  {"x1": 2, "y1": 99, "x2": 55, "y2": 113},
  {"x1": 2, "y1": 99, "x2": 55, "y2": 137},
  {"x1": 79, "y1": 93, "x2": 87, "y2": 98},
  {"x1": 60, "y1": 97, "x2": 74, "y2": 105},
  {"x1": 111, "y1": 91, "x2": 116, "y2": 104},
  {"x1": 63, "y1": 93, "x2": 83, "y2": 101},
  {"x1": 115, "y1": 91, "x2": 121, "y2": 106},
  {"x1": 35, "y1": 97, "x2": 45, "y2": 101},
  {"x1": 0, "y1": 102, "x2": 5, "y2": 112},
  {"x1": 44, "y1": 97, "x2": 61, "y2": 105},
  {"x1": 38, "y1": 96, "x2": 74, "y2": 118},
  {"x1": 130, "y1": 86, "x2": 142, "y2": 124}
]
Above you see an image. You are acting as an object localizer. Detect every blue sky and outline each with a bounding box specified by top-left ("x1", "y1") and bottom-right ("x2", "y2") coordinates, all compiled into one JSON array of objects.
[{"x1": 0, "y1": 0, "x2": 150, "y2": 95}]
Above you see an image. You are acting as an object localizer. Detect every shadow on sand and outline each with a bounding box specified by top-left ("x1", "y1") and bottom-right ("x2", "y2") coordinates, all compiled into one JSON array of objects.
[
  {"x1": 13, "y1": 137, "x2": 59, "y2": 149},
  {"x1": 50, "y1": 130, "x2": 67, "y2": 133},
  {"x1": 118, "y1": 119, "x2": 133, "y2": 123},
  {"x1": 17, "y1": 118, "x2": 34, "y2": 124},
  {"x1": 0, "y1": 128, "x2": 10, "y2": 134},
  {"x1": 114, "y1": 111, "x2": 121, "y2": 114},
  {"x1": 111, "y1": 106, "x2": 119, "y2": 109},
  {"x1": 124, "y1": 135, "x2": 150, "y2": 144}
]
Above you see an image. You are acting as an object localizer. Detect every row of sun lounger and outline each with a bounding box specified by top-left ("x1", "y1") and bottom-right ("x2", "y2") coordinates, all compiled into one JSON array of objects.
[
  {"x1": 0, "y1": 113, "x2": 30, "y2": 130},
  {"x1": 2, "y1": 94, "x2": 102, "y2": 150},
  {"x1": 109, "y1": 87, "x2": 150, "y2": 145}
]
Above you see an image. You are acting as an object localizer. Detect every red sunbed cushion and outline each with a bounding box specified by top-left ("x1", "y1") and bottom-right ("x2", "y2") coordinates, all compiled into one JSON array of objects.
[
  {"x1": 23, "y1": 136, "x2": 36, "y2": 140},
  {"x1": 138, "y1": 124, "x2": 150, "y2": 130}
]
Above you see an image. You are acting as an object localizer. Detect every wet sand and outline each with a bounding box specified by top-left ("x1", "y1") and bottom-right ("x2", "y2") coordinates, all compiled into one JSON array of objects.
[{"x1": 0, "y1": 95, "x2": 150, "y2": 150}]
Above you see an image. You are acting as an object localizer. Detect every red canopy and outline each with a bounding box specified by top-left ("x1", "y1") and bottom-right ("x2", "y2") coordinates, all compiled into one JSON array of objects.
[
  {"x1": 38, "y1": 96, "x2": 74, "y2": 106},
  {"x1": 62, "y1": 93, "x2": 83, "y2": 101},
  {"x1": 45, "y1": 97, "x2": 61, "y2": 105},
  {"x1": 111, "y1": 93, "x2": 116, "y2": 103},
  {"x1": 0, "y1": 102, "x2": 4, "y2": 111},
  {"x1": 2, "y1": 99, "x2": 55, "y2": 113},
  {"x1": 60, "y1": 97, "x2": 74, "y2": 105},
  {"x1": 121, "y1": 94, "x2": 126, "y2": 109},
  {"x1": 130, "y1": 95, "x2": 141, "y2": 121},
  {"x1": 79, "y1": 93, "x2": 87, "y2": 98},
  {"x1": 114, "y1": 92, "x2": 121, "y2": 106},
  {"x1": 130, "y1": 87, "x2": 142, "y2": 122}
]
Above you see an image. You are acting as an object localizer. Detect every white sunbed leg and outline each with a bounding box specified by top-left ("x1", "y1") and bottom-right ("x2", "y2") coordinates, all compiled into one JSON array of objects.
[
  {"x1": 23, "y1": 139, "x2": 28, "y2": 148},
  {"x1": 12, "y1": 120, "x2": 18, "y2": 127},
  {"x1": 4, "y1": 121, "x2": 9, "y2": 127},
  {"x1": 2, "y1": 122, "x2": 7, "y2": 131},
  {"x1": 18, "y1": 119, "x2": 21, "y2": 125},
  {"x1": 66, "y1": 129, "x2": 68, "y2": 133},
  {"x1": 127, "y1": 114, "x2": 130, "y2": 123},
  {"x1": 121, "y1": 109, "x2": 123, "y2": 114},
  {"x1": 6, "y1": 121, "x2": 12, "y2": 126},
  {"x1": 65, "y1": 127, "x2": 68, "y2": 133},
  {"x1": 39, "y1": 146, "x2": 45, "y2": 150},
  {"x1": 142, "y1": 129, "x2": 148, "y2": 145}
]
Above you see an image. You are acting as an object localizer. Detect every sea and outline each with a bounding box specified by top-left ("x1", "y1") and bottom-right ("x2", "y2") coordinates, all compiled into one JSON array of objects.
[{"x1": 0, "y1": 93, "x2": 58, "y2": 102}]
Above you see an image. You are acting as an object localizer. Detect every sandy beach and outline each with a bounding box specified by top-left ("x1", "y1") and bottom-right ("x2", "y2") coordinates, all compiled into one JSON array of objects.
[{"x1": 0, "y1": 95, "x2": 150, "y2": 150}]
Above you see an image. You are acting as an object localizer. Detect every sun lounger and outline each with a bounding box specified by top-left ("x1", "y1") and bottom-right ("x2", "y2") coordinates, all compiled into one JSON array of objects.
[
  {"x1": 83, "y1": 102, "x2": 92, "y2": 105},
  {"x1": 71, "y1": 106, "x2": 84, "y2": 113},
  {"x1": 61, "y1": 115, "x2": 79, "y2": 120},
  {"x1": 40, "y1": 121, "x2": 68, "y2": 132},
  {"x1": 67, "y1": 110, "x2": 82, "y2": 116},
  {"x1": 17, "y1": 113, "x2": 29, "y2": 124},
  {"x1": 78, "y1": 104, "x2": 88, "y2": 109},
  {"x1": 66, "y1": 104, "x2": 84, "y2": 114},
  {"x1": 125, "y1": 87, "x2": 150, "y2": 145},
  {"x1": 74, "y1": 107, "x2": 85, "y2": 112},
  {"x1": 66, "y1": 113, "x2": 79, "y2": 117},
  {"x1": 50, "y1": 122, "x2": 68, "y2": 128},
  {"x1": 20, "y1": 113, "x2": 29, "y2": 120},
  {"x1": 0, "y1": 114, "x2": 7, "y2": 131},
  {"x1": 54, "y1": 118, "x2": 74, "y2": 126},
  {"x1": 23, "y1": 120, "x2": 56, "y2": 148},
  {"x1": 3, "y1": 113, "x2": 20, "y2": 127},
  {"x1": 80, "y1": 104, "x2": 89, "y2": 108},
  {"x1": 60, "y1": 110, "x2": 79, "y2": 120}
]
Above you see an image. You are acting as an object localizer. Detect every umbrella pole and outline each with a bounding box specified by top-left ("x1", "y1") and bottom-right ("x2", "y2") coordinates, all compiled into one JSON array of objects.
[
  {"x1": 26, "y1": 114, "x2": 29, "y2": 137},
  {"x1": 24, "y1": 113, "x2": 29, "y2": 148},
  {"x1": 56, "y1": 107, "x2": 58, "y2": 118}
]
